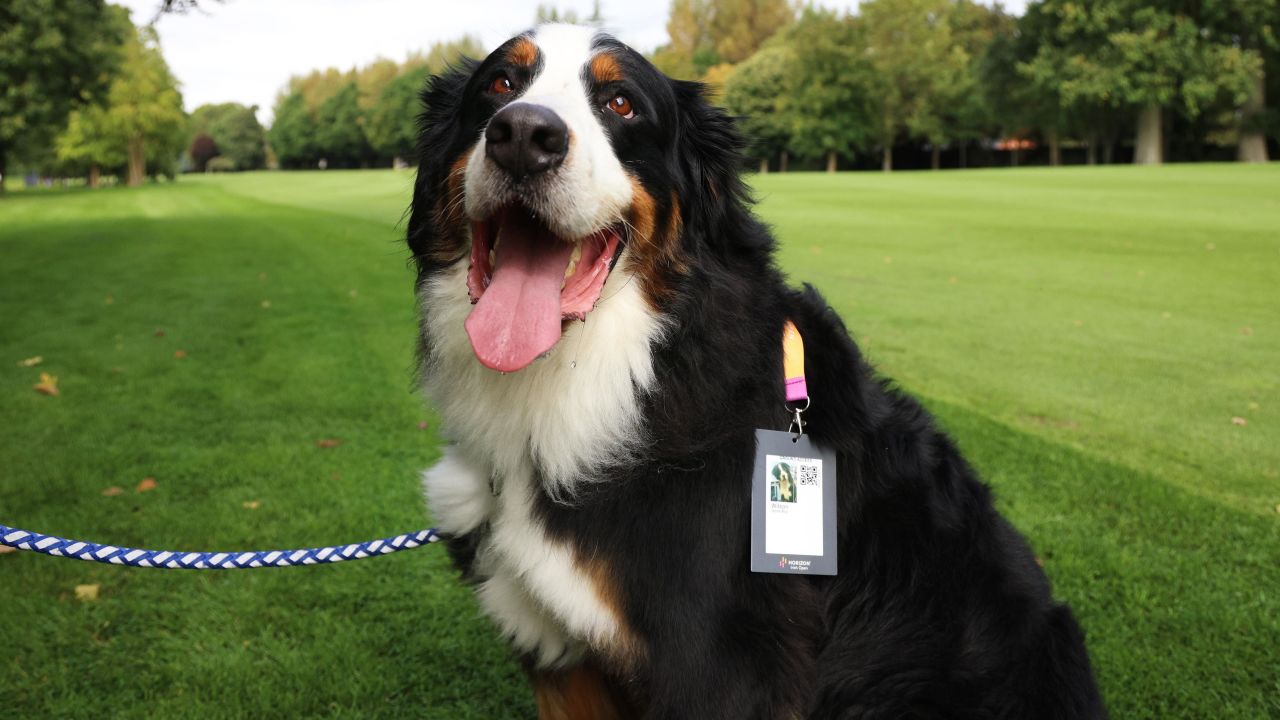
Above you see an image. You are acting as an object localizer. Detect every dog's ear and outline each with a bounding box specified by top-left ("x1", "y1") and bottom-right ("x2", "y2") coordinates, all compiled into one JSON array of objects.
[
  {"x1": 671, "y1": 80, "x2": 764, "y2": 252},
  {"x1": 407, "y1": 60, "x2": 478, "y2": 265}
]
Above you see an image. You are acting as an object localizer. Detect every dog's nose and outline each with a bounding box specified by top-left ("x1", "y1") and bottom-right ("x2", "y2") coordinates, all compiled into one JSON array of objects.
[{"x1": 485, "y1": 104, "x2": 569, "y2": 179}]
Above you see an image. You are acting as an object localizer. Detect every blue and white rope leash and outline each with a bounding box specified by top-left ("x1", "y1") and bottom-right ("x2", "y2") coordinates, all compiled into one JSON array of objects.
[{"x1": 0, "y1": 523, "x2": 441, "y2": 570}]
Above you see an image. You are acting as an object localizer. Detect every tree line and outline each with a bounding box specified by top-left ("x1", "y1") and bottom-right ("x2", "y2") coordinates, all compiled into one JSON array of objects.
[
  {"x1": 4, "y1": 0, "x2": 1275, "y2": 192},
  {"x1": 267, "y1": 37, "x2": 483, "y2": 170},
  {"x1": 666, "y1": 0, "x2": 1278, "y2": 171}
]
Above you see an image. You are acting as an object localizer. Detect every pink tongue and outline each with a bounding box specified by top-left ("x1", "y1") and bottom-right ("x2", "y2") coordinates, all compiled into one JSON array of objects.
[{"x1": 464, "y1": 213, "x2": 574, "y2": 372}]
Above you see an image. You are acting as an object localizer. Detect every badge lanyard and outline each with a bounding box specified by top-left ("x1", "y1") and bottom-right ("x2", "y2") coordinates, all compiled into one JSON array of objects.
[
  {"x1": 750, "y1": 319, "x2": 837, "y2": 576},
  {"x1": 782, "y1": 320, "x2": 810, "y2": 437}
]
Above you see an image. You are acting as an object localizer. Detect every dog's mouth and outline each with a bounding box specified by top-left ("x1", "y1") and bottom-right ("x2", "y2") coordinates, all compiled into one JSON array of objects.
[{"x1": 464, "y1": 206, "x2": 622, "y2": 372}]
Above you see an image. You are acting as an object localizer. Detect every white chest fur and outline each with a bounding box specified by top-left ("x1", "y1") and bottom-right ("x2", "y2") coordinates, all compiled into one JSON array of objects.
[{"x1": 419, "y1": 257, "x2": 663, "y2": 667}]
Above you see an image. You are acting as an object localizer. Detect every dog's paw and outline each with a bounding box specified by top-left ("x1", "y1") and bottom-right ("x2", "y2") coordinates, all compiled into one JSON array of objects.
[{"x1": 422, "y1": 448, "x2": 495, "y2": 535}]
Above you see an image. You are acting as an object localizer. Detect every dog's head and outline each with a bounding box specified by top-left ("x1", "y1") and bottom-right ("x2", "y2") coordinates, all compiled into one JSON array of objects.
[{"x1": 408, "y1": 24, "x2": 754, "y2": 373}]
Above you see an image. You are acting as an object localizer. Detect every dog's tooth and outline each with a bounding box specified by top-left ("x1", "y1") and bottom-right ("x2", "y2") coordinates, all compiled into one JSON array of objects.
[
  {"x1": 489, "y1": 249, "x2": 495, "y2": 267},
  {"x1": 569, "y1": 241, "x2": 582, "y2": 265},
  {"x1": 564, "y1": 259, "x2": 578, "y2": 279}
]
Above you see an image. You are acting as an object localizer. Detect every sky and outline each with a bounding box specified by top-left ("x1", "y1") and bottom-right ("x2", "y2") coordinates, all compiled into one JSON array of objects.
[{"x1": 117, "y1": 0, "x2": 1028, "y2": 125}]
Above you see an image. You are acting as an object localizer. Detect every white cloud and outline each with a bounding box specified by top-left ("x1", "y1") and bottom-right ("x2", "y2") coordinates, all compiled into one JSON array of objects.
[{"x1": 115, "y1": 0, "x2": 1026, "y2": 125}]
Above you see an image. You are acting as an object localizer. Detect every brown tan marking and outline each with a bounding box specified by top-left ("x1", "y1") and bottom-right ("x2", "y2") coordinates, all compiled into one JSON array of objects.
[
  {"x1": 427, "y1": 149, "x2": 474, "y2": 264},
  {"x1": 623, "y1": 178, "x2": 688, "y2": 309},
  {"x1": 507, "y1": 36, "x2": 539, "y2": 67},
  {"x1": 590, "y1": 53, "x2": 623, "y2": 84},
  {"x1": 574, "y1": 555, "x2": 647, "y2": 674},
  {"x1": 531, "y1": 664, "x2": 639, "y2": 720}
]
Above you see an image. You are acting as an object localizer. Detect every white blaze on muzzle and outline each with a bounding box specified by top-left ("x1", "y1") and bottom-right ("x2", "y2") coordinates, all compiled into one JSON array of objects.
[{"x1": 464, "y1": 24, "x2": 633, "y2": 241}]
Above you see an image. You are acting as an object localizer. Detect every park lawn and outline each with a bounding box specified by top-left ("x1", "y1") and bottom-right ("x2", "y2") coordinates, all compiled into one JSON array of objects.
[{"x1": 1, "y1": 165, "x2": 1278, "y2": 719}]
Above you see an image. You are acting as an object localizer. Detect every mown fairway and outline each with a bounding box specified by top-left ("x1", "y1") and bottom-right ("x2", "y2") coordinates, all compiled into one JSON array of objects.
[{"x1": 2, "y1": 165, "x2": 1277, "y2": 719}]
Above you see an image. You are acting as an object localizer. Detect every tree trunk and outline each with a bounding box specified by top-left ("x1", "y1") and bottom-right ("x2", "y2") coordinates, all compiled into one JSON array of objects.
[
  {"x1": 89, "y1": 165, "x2": 101, "y2": 188},
  {"x1": 1102, "y1": 140, "x2": 1114, "y2": 165},
  {"x1": 126, "y1": 137, "x2": 146, "y2": 187},
  {"x1": 959, "y1": 143, "x2": 968, "y2": 169},
  {"x1": 1085, "y1": 133, "x2": 1098, "y2": 165},
  {"x1": 759, "y1": 157, "x2": 768, "y2": 174},
  {"x1": 930, "y1": 145, "x2": 941, "y2": 170},
  {"x1": 1134, "y1": 104, "x2": 1163, "y2": 165},
  {"x1": 882, "y1": 145, "x2": 892, "y2": 172},
  {"x1": 1048, "y1": 127, "x2": 1062, "y2": 166},
  {"x1": 779, "y1": 150, "x2": 789, "y2": 173},
  {"x1": 1238, "y1": 70, "x2": 1269, "y2": 163},
  {"x1": 825, "y1": 151, "x2": 837, "y2": 173}
]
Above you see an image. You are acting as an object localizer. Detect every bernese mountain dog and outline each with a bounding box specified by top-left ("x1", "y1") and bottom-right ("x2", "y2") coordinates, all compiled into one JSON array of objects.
[{"x1": 406, "y1": 23, "x2": 1106, "y2": 720}]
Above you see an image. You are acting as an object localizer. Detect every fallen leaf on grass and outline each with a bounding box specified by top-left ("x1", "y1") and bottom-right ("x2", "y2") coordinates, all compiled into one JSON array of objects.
[
  {"x1": 1205, "y1": 242, "x2": 1216, "y2": 251},
  {"x1": 948, "y1": 277, "x2": 958, "y2": 284},
  {"x1": 17, "y1": 355, "x2": 43, "y2": 368},
  {"x1": 417, "y1": 421, "x2": 430, "y2": 430},
  {"x1": 261, "y1": 300, "x2": 271, "y2": 309},
  {"x1": 1072, "y1": 320, "x2": 1084, "y2": 327},
  {"x1": 154, "y1": 328, "x2": 166, "y2": 337},
  {"x1": 348, "y1": 289, "x2": 359, "y2": 298},
  {"x1": 242, "y1": 500, "x2": 261, "y2": 510},
  {"x1": 75, "y1": 584, "x2": 100, "y2": 602},
  {"x1": 316, "y1": 438, "x2": 342, "y2": 449},
  {"x1": 136, "y1": 477, "x2": 157, "y2": 492},
  {"x1": 1240, "y1": 327, "x2": 1253, "y2": 336},
  {"x1": 173, "y1": 350, "x2": 187, "y2": 359},
  {"x1": 101, "y1": 486, "x2": 124, "y2": 497},
  {"x1": 1231, "y1": 417, "x2": 1248, "y2": 427},
  {"x1": 34, "y1": 372, "x2": 59, "y2": 396},
  {"x1": 104, "y1": 295, "x2": 114, "y2": 305}
]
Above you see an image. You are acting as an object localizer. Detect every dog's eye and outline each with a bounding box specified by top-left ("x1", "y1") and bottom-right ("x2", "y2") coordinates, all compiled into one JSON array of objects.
[
  {"x1": 490, "y1": 75, "x2": 513, "y2": 95},
  {"x1": 608, "y1": 95, "x2": 634, "y2": 119}
]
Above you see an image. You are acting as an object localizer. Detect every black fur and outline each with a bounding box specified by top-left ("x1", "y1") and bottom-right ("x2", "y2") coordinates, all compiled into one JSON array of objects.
[{"x1": 409, "y1": 32, "x2": 1105, "y2": 720}]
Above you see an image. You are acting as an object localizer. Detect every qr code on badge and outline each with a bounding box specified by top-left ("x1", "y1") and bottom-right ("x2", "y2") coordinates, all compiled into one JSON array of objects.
[{"x1": 797, "y1": 463, "x2": 820, "y2": 486}]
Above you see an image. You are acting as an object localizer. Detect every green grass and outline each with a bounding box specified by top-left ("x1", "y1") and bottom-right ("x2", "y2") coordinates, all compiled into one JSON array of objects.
[{"x1": 1, "y1": 166, "x2": 1277, "y2": 718}]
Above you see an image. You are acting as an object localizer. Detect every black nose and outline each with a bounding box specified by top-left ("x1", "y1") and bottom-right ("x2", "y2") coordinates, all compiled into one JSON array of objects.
[{"x1": 485, "y1": 104, "x2": 569, "y2": 179}]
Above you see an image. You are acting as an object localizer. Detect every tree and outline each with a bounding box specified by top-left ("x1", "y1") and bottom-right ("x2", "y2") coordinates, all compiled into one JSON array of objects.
[
  {"x1": 534, "y1": 2, "x2": 602, "y2": 25},
  {"x1": 779, "y1": 10, "x2": 874, "y2": 172},
  {"x1": 858, "y1": 0, "x2": 969, "y2": 171},
  {"x1": 1196, "y1": 0, "x2": 1277, "y2": 162},
  {"x1": 269, "y1": 90, "x2": 317, "y2": 169},
  {"x1": 365, "y1": 66, "x2": 428, "y2": 164},
  {"x1": 51, "y1": 21, "x2": 185, "y2": 187},
  {"x1": 1021, "y1": 0, "x2": 1260, "y2": 165},
  {"x1": 364, "y1": 36, "x2": 484, "y2": 164},
  {"x1": 189, "y1": 133, "x2": 219, "y2": 172},
  {"x1": 653, "y1": 0, "x2": 717, "y2": 78},
  {"x1": 722, "y1": 45, "x2": 797, "y2": 171},
  {"x1": 189, "y1": 103, "x2": 265, "y2": 170},
  {"x1": 709, "y1": 0, "x2": 793, "y2": 64},
  {"x1": 314, "y1": 81, "x2": 370, "y2": 167},
  {"x1": 0, "y1": 0, "x2": 128, "y2": 193},
  {"x1": 56, "y1": 106, "x2": 125, "y2": 186},
  {"x1": 109, "y1": 25, "x2": 186, "y2": 185},
  {"x1": 652, "y1": 0, "x2": 791, "y2": 79},
  {"x1": 944, "y1": 2, "x2": 1014, "y2": 167}
]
